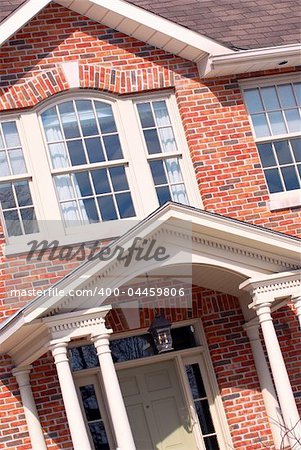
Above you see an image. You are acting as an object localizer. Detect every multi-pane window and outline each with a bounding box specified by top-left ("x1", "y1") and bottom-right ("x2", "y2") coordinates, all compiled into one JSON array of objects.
[
  {"x1": 0, "y1": 121, "x2": 38, "y2": 237},
  {"x1": 244, "y1": 81, "x2": 301, "y2": 194},
  {"x1": 136, "y1": 100, "x2": 189, "y2": 206},
  {"x1": 41, "y1": 99, "x2": 136, "y2": 226},
  {"x1": 185, "y1": 364, "x2": 220, "y2": 450},
  {"x1": 79, "y1": 384, "x2": 109, "y2": 450}
]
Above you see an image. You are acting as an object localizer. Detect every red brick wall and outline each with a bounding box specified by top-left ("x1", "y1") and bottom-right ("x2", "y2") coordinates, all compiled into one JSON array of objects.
[
  {"x1": 0, "y1": 289, "x2": 280, "y2": 450},
  {"x1": 0, "y1": 3, "x2": 300, "y2": 450}
]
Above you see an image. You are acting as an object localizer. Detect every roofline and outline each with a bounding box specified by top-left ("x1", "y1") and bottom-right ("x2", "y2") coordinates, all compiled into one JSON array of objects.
[
  {"x1": 0, "y1": 201, "x2": 300, "y2": 337},
  {"x1": 0, "y1": 0, "x2": 232, "y2": 58},
  {"x1": 202, "y1": 43, "x2": 301, "y2": 77}
]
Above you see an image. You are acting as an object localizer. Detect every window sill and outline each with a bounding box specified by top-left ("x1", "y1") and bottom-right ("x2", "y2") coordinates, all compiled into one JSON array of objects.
[{"x1": 268, "y1": 190, "x2": 301, "y2": 211}]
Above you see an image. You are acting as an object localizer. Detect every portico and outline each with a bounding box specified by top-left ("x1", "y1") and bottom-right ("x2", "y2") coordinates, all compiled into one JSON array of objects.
[{"x1": 1, "y1": 204, "x2": 300, "y2": 450}]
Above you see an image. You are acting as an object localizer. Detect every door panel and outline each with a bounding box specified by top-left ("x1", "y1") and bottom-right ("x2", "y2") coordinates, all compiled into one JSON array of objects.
[{"x1": 118, "y1": 360, "x2": 197, "y2": 450}]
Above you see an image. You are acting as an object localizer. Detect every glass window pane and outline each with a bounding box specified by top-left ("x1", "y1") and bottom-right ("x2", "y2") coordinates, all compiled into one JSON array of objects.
[
  {"x1": 264, "y1": 168, "x2": 283, "y2": 193},
  {"x1": 88, "y1": 422, "x2": 109, "y2": 450},
  {"x1": 0, "y1": 131, "x2": 4, "y2": 149},
  {"x1": 9, "y1": 149, "x2": 27, "y2": 174},
  {"x1": 158, "y1": 127, "x2": 177, "y2": 153},
  {"x1": 165, "y1": 158, "x2": 183, "y2": 184},
  {"x1": 68, "y1": 345, "x2": 99, "y2": 371},
  {"x1": 257, "y1": 143, "x2": 276, "y2": 167},
  {"x1": 20, "y1": 207, "x2": 39, "y2": 234},
  {"x1": 195, "y1": 400, "x2": 215, "y2": 435},
  {"x1": 297, "y1": 164, "x2": 301, "y2": 178},
  {"x1": 260, "y1": 86, "x2": 280, "y2": 110},
  {"x1": 274, "y1": 140, "x2": 293, "y2": 165},
  {"x1": 268, "y1": 111, "x2": 287, "y2": 135},
  {"x1": 91, "y1": 169, "x2": 111, "y2": 195},
  {"x1": 156, "y1": 185, "x2": 172, "y2": 205},
  {"x1": 48, "y1": 142, "x2": 69, "y2": 169},
  {"x1": 144, "y1": 129, "x2": 162, "y2": 154},
  {"x1": 41, "y1": 107, "x2": 63, "y2": 142},
  {"x1": 15, "y1": 181, "x2": 32, "y2": 207},
  {"x1": 85, "y1": 137, "x2": 105, "y2": 163},
  {"x1": 58, "y1": 101, "x2": 80, "y2": 139},
  {"x1": 244, "y1": 89, "x2": 264, "y2": 113},
  {"x1": 76, "y1": 100, "x2": 98, "y2": 136},
  {"x1": 281, "y1": 166, "x2": 300, "y2": 191},
  {"x1": 2, "y1": 122, "x2": 21, "y2": 147},
  {"x1": 284, "y1": 108, "x2": 301, "y2": 133},
  {"x1": 0, "y1": 183, "x2": 15, "y2": 209},
  {"x1": 103, "y1": 135, "x2": 123, "y2": 160},
  {"x1": 293, "y1": 82, "x2": 301, "y2": 106},
  {"x1": 137, "y1": 103, "x2": 155, "y2": 128},
  {"x1": 115, "y1": 192, "x2": 135, "y2": 218},
  {"x1": 0, "y1": 152, "x2": 10, "y2": 177},
  {"x1": 79, "y1": 385, "x2": 101, "y2": 422},
  {"x1": 109, "y1": 166, "x2": 128, "y2": 191},
  {"x1": 251, "y1": 114, "x2": 270, "y2": 138},
  {"x1": 150, "y1": 160, "x2": 167, "y2": 185},
  {"x1": 204, "y1": 435, "x2": 220, "y2": 450},
  {"x1": 95, "y1": 102, "x2": 117, "y2": 134},
  {"x1": 97, "y1": 195, "x2": 118, "y2": 221},
  {"x1": 4, "y1": 210, "x2": 22, "y2": 236},
  {"x1": 185, "y1": 364, "x2": 206, "y2": 399},
  {"x1": 67, "y1": 140, "x2": 87, "y2": 166},
  {"x1": 291, "y1": 138, "x2": 301, "y2": 162},
  {"x1": 61, "y1": 201, "x2": 80, "y2": 226},
  {"x1": 153, "y1": 101, "x2": 171, "y2": 126},
  {"x1": 81, "y1": 198, "x2": 99, "y2": 224},
  {"x1": 73, "y1": 172, "x2": 93, "y2": 197},
  {"x1": 171, "y1": 184, "x2": 188, "y2": 204},
  {"x1": 278, "y1": 84, "x2": 297, "y2": 108},
  {"x1": 54, "y1": 175, "x2": 74, "y2": 201}
]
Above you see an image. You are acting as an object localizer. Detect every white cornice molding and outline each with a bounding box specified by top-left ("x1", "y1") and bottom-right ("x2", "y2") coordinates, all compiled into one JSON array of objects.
[{"x1": 240, "y1": 270, "x2": 301, "y2": 306}]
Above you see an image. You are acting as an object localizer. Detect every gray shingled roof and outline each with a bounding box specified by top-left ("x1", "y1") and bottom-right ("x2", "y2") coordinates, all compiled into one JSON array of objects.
[{"x1": 0, "y1": 0, "x2": 300, "y2": 50}]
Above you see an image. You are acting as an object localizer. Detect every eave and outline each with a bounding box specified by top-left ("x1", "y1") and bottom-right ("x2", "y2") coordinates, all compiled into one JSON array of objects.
[{"x1": 201, "y1": 43, "x2": 301, "y2": 78}]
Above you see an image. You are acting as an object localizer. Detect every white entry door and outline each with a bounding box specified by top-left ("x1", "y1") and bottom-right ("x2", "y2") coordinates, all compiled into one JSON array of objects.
[{"x1": 118, "y1": 360, "x2": 198, "y2": 450}]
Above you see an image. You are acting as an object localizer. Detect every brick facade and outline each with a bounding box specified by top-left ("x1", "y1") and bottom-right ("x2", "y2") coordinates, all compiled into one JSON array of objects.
[{"x1": 0, "y1": 3, "x2": 300, "y2": 450}]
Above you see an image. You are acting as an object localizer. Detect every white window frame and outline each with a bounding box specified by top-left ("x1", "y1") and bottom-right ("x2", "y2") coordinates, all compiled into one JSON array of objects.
[
  {"x1": 0, "y1": 115, "x2": 43, "y2": 240},
  {"x1": 240, "y1": 73, "x2": 301, "y2": 211},
  {"x1": 70, "y1": 319, "x2": 233, "y2": 450},
  {"x1": 0, "y1": 90, "x2": 201, "y2": 255}
]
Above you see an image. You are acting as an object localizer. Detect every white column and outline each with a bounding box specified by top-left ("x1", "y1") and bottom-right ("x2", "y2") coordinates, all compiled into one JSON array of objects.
[
  {"x1": 12, "y1": 366, "x2": 47, "y2": 450},
  {"x1": 255, "y1": 303, "x2": 301, "y2": 448},
  {"x1": 50, "y1": 340, "x2": 91, "y2": 450},
  {"x1": 292, "y1": 296, "x2": 301, "y2": 329},
  {"x1": 92, "y1": 332, "x2": 136, "y2": 450},
  {"x1": 244, "y1": 323, "x2": 287, "y2": 449}
]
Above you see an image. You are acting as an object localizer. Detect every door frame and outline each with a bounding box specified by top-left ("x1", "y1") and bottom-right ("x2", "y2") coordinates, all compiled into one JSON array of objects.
[{"x1": 72, "y1": 319, "x2": 233, "y2": 450}]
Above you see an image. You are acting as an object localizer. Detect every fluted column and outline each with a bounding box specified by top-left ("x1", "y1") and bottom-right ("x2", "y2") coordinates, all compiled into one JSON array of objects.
[
  {"x1": 255, "y1": 303, "x2": 301, "y2": 448},
  {"x1": 12, "y1": 365, "x2": 47, "y2": 450},
  {"x1": 244, "y1": 323, "x2": 287, "y2": 449},
  {"x1": 50, "y1": 340, "x2": 91, "y2": 450},
  {"x1": 92, "y1": 332, "x2": 136, "y2": 450}
]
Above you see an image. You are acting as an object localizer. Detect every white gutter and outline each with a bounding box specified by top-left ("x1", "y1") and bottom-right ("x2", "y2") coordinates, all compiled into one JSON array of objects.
[{"x1": 201, "y1": 43, "x2": 301, "y2": 77}]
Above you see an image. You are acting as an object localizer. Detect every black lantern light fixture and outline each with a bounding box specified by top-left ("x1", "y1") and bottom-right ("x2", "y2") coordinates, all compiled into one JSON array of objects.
[{"x1": 148, "y1": 314, "x2": 173, "y2": 353}]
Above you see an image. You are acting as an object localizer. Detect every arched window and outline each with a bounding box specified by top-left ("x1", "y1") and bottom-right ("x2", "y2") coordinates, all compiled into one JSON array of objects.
[{"x1": 41, "y1": 99, "x2": 135, "y2": 227}]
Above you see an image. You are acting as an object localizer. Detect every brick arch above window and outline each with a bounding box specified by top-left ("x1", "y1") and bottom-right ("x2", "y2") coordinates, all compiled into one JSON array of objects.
[{"x1": 0, "y1": 63, "x2": 176, "y2": 112}]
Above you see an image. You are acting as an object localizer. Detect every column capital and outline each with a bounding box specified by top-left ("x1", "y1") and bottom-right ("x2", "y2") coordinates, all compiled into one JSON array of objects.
[
  {"x1": 12, "y1": 365, "x2": 33, "y2": 387},
  {"x1": 254, "y1": 302, "x2": 273, "y2": 324}
]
